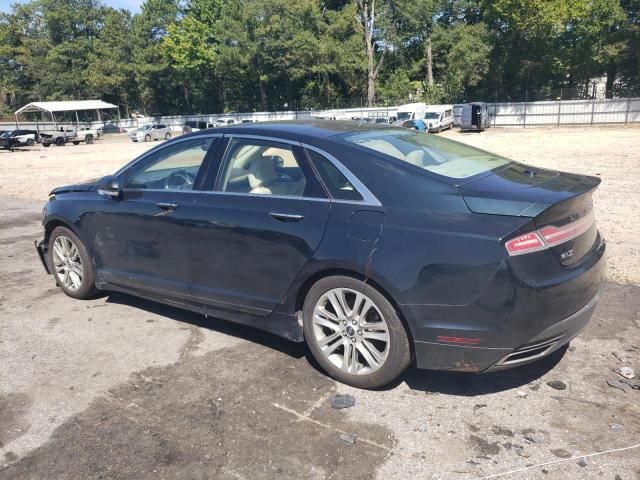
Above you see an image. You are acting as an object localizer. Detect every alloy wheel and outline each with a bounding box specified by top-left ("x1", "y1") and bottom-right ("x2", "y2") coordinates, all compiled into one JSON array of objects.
[
  {"x1": 312, "y1": 288, "x2": 390, "y2": 375},
  {"x1": 52, "y1": 235, "x2": 84, "y2": 291}
]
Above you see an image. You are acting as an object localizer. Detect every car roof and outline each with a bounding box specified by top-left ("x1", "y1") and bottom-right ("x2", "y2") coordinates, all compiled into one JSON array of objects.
[{"x1": 182, "y1": 120, "x2": 397, "y2": 143}]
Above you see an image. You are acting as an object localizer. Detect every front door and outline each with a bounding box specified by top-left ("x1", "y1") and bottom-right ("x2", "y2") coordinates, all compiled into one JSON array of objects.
[
  {"x1": 91, "y1": 136, "x2": 217, "y2": 297},
  {"x1": 187, "y1": 136, "x2": 331, "y2": 318}
]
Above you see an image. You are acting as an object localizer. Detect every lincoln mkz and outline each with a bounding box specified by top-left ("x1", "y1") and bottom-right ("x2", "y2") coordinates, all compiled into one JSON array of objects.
[{"x1": 36, "y1": 122, "x2": 606, "y2": 388}]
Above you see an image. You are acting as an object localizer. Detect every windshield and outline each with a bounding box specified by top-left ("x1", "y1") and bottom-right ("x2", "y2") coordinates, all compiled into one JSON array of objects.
[
  {"x1": 0, "y1": 131, "x2": 10, "y2": 138},
  {"x1": 342, "y1": 129, "x2": 510, "y2": 179},
  {"x1": 424, "y1": 112, "x2": 440, "y2": 119},
  {"x1": 396, "y1": 112, "x2": 413, "y2": 121}
]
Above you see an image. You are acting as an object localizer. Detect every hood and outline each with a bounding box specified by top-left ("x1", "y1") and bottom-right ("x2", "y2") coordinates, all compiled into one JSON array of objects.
[
  {"x1": 457, "y1": 163, "x2": 600, "y2": 217},
  {"x1": 50, "y1": 180, "x2": 97, "y2": 195}
]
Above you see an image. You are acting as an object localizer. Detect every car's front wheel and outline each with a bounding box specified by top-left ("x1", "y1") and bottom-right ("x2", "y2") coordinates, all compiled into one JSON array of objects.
[
  {"x1": 164, "y1": 132, "x2": 171, "y2": 140},
  {"x1": 144, "y1": 134, "x2": 151, "y2": 142},
  {"x1": 303, "y1": 276, "x2": 411, "y2": 389},
  {"x1": 48, "y1": 226, "x2": 97, "y2": 299}
]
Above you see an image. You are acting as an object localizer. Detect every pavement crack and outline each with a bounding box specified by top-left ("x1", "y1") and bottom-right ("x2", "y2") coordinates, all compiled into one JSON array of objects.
[{"x1": 272, "y1": 402, "x2": 393, "y2": 454}]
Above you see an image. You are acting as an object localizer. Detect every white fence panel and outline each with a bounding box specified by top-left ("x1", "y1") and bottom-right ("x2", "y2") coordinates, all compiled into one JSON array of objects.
[{"x1": 4, "y1": 97, "x2": 640, "y2": 131}]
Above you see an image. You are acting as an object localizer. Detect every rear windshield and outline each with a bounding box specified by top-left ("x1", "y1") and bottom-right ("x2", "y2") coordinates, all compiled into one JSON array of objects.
[{"x1": 342, "y1": 129, "x2": 510, "y2": 179}]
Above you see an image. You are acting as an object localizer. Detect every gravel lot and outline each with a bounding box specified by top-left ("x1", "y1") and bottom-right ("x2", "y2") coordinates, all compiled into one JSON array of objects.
[{"x1": 1, "y1": 126, "x2": 639, "y2": 479}]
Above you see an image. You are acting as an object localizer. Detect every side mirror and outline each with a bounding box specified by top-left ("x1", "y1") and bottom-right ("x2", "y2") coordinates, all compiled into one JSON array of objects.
[{"x1": 96, "y1": 175, "x2": 121, "y2": 199}]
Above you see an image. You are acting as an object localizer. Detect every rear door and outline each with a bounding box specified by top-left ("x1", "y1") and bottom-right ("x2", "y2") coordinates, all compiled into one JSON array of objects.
[
  {"x1": 90, "y1": 136, "x2": 219, "y2": 297},
  {"x1": 187, "y1": 135, "x2": 331, "y2": 318}
]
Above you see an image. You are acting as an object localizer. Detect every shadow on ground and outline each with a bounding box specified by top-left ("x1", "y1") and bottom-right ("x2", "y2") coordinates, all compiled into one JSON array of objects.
[{"x1": 105, "y1": 292, "x2": 562, "y2": 397}]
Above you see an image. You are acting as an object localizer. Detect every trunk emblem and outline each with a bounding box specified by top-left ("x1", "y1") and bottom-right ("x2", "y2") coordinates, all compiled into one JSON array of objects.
[{"x1": 560, "y1": 249, "x2": 574, "y2": 260}]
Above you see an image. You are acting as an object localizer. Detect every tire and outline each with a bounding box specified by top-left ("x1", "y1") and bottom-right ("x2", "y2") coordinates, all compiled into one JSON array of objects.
[
  {"x1": 43, "y1": 143, "x2": 51, "y2": 148},
  {"x1": 164, "y1": 132, "x2": 171, "y2": 140},
  {"x1": 26, "y1": 138, "x2": 34, "y2": 146},
  {"x1": 145, "y1": 134, "x2": 151, "y2": 142},
  {"x1": 303, "y1": 276, "x2": 411, "y2": 389},
  {"x1": 48, "y1": 226, "x2": 97, "y2": 299},
  {"x1": 55, "y1": 137, "x2": 65, "y2": 147},
  {"x1": 73, "y1": 141, "x2": 80, "y2": 145},
  {"x1": 85, "y1": 135, "x2": 94, "y2": 144}
]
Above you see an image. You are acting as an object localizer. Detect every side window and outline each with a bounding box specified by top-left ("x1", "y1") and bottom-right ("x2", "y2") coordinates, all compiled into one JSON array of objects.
[
  {"x1": 306, "y1": 149, "x2": 363, "y2": 201},
  {"x1": 126, "y1": 137, "x2": 213, "y2": 190},
  {"x1": 218, "y1": 139, "x2": 307, "y2": 197}
]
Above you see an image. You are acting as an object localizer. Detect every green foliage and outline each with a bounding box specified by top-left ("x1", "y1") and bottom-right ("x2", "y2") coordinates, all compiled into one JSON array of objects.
[{"x1": 1, "y1": 0, "x2": 639, "y2": 119}]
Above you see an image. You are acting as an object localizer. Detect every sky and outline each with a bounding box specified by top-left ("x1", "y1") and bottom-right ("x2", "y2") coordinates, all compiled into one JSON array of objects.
[{"x1": 0, "y1": 0, "x2": 143, "y2": 14}]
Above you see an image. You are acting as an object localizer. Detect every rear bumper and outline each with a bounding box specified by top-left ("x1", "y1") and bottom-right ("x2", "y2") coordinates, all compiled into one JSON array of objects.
[{"x1": 414, "y1": 287, "x2": 601, "y2": 371}]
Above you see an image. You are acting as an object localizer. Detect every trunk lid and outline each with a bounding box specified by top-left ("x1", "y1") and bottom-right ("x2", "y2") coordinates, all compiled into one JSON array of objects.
[{"x1": 458, "y1": 163, "x2": 601, "y2": 266}]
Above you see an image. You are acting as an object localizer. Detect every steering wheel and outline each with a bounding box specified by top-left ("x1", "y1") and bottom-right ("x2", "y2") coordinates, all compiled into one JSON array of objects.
[{"x1": 164, "y1": 169, "x2": 195, "y2": 190}]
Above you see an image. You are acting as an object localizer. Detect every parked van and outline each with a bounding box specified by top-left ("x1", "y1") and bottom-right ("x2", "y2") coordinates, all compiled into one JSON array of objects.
[
  {"x1": 394, "y1": 103, "x2": 427, "y2": 124},
  {"x1": 423, "y1": 105, "x2": 454, "y2": 133}
]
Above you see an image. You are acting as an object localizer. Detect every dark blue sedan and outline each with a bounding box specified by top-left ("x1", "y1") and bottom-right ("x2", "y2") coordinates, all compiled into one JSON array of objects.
[{"x1": 36, "y1": 121, "x2": 606, "y2": 388}]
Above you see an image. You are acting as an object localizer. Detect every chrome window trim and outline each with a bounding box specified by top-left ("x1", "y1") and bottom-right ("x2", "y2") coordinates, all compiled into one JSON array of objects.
[
  {"x1": 221, "y1": 133, "x2": 301, "y2": 147},
  {"x1": 206, "y1": 134, "x2": 382, "y2": 206},
  {"x1": 114, "y1": 133, "x2": 223, "y2": 178},
  {"x1": 301, "y1": 143, "x2": 382, "y2": 207},
  {"x1": 128, "y1": 188, "x2": 331, "y2": 203}
]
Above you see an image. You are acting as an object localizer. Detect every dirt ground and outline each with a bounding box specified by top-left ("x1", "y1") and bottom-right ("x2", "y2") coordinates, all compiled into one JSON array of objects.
[{"x1": 1, "y1": 126, "x2": 639, "y2": 479}]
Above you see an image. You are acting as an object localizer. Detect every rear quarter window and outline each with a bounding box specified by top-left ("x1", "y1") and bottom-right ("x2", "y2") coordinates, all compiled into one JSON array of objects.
[{"x1": 306, "y1": 150, "x2": 363, "y2": 201}]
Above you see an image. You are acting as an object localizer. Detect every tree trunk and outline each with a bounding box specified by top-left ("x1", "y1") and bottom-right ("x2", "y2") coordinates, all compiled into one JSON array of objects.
[
  {"x1": 258, "y1": 74, "x2": 268, "y2": 111},
  {"x1": 605, "y1": 64, "x2": 617, "y2": 99},
  {"x1": 367, "y1": 66, "x2": 375, "y2": 107},
  {"x1": 182, "y1": 84, "x2": 192, "y2": 114},
  {"x1": 425, "y1": 37, "x2": 433, "y2": 88}
]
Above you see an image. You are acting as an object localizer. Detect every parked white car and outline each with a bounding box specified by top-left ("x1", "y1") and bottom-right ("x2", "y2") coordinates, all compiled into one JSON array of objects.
[
  {"x1": 1, "y1": 129, "x2": 38, "y2": 146},
  {"x1": 214, "y1": 117, "x2": 236, "y2": 127},
  {"x1": 129, "y1": 124, "x2": 171, "y2": 142}
]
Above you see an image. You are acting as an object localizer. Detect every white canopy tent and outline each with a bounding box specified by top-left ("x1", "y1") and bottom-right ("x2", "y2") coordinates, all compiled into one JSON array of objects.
[{"x1": 14, "y1": 100, "x2": 120, "y2": 129}]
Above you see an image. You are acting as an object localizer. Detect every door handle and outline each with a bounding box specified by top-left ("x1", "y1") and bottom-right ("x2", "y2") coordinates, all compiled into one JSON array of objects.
[
  {"x1": 270, "y1": 212, "x2": 304, "y2": 222},
  {"x1": 157, "y1": 202, "x2": 179, "y2": 210}
]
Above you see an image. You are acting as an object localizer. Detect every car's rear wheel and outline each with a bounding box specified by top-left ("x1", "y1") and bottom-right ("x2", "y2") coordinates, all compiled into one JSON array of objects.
[
  {"x1": 55, "y1": 137, "x2": 65, "y2": 146},
  {"x1": 303, "y1": 276, "x2": 411, "y2": 389},
  {"x1": 85, "y1": 135, "x2": 94, "y2": 144},
  {"x1": 73, "y1": 141, "x2": 80, "y2": 145},
  {"x1": 164, "y1": 132, "x2": 171, "y2": 140},
  {"x1": 43, "y1": 143, "x2": 51, "y2": 148},
  {"x1": 48, "y1": 226, "x2": 97, "y2": 299}
]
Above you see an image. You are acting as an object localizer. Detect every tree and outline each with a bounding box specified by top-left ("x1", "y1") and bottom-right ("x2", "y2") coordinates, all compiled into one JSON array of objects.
[
  {"x1": 87, "y1": 8, "x2": 136, "y2": 115},
  {"x1": 354, "y1": 0, "x2": 392, "y2": 106},
  {"x1": 431, "y1": 23, "x2": 492, "y2": 101},
  {"x1": 132, "y1": 0, "x2": 181, "y2": 114}
]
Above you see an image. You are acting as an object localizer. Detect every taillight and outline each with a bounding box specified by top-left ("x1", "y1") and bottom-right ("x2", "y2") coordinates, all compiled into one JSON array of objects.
[
  {"x1": 505, "y1": 232, "x2": 547, "y2": 256},
  {"x1": 505, "y1": 211, "x2": 595, "y2": 256}
]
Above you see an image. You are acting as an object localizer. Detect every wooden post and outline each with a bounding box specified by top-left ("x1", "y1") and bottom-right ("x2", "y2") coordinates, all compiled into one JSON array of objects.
[{"x1": 590, "y1": 98, "x2": 596, "y2": 126}]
